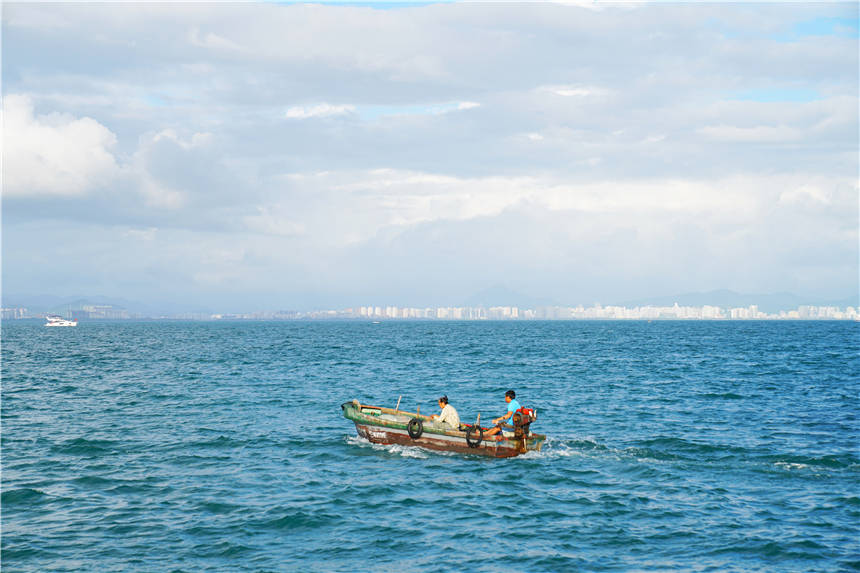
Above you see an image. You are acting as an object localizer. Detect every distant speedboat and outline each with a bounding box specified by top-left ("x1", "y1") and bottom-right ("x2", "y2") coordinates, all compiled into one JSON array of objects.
[{"x1": 45, "y1": 315, "x2": 77, "y2": 327}]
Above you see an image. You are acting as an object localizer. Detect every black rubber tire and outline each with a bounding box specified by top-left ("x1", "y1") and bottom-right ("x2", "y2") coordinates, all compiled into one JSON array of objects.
[
  {"x1": 466, "y1": 425, "x2": 483, "y2": 448},
  {"x1": 407, "y1": 418, "x2": 423, "y2": 439}
]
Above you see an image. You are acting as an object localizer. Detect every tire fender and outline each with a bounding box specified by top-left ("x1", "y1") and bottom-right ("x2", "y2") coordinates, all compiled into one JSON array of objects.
[
  {"x1": 407, "y1": 418, "x2": 423, "y2": 439},
  {"x1": 466, "y1": 425, "x2": 483, "y2": 448}
]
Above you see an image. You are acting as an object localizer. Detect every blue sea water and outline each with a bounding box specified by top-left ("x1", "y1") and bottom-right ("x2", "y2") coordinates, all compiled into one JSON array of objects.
[{"x1": 2, "y1": 320, "x2": 858, "y2": 572}]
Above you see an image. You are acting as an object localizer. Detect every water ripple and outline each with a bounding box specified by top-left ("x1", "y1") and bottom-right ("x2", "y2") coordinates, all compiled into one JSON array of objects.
[{"x1": 2, "y1": 320, "x2": 858, "y2": 571}]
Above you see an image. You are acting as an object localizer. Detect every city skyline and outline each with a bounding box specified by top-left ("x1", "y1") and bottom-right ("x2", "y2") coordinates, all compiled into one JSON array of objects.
[
  {"x1": 3, "y1": 298, "x2": 857, "y2": 322},
  {"x1": 3, "y1": 2, "x2": 858, "y2": 308},
  {"x1": 4, "y1": 286, "x2": 858, "y2": 317}
]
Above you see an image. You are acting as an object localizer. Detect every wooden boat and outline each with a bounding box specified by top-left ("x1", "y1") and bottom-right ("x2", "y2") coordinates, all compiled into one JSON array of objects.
[{"x1": 342, "y1": 399, "x2": 546, "y2": 458}]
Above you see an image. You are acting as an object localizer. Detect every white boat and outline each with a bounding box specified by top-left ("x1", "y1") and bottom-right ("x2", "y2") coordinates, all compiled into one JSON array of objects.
[{"x1": 45, "y1": 315, "x2": 77, "y2": 327}]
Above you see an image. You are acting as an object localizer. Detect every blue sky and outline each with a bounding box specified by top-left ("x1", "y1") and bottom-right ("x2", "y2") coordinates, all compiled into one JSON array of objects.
[{"x1": 2, "y1": 1, "x2": 858, "y2": 311}]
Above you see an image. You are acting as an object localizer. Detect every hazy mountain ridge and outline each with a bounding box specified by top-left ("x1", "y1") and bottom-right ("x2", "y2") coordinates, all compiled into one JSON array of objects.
[{"x1": 1, "y1": 294, "x2": 211, "y2": 316}]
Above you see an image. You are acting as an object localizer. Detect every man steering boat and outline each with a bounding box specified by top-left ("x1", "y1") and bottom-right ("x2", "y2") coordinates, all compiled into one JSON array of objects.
[{"x1": 482, "y1": 389, "x2": 521, "y2": 437}]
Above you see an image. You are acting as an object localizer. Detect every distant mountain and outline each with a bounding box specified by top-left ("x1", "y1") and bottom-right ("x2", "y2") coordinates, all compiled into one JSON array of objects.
[
  {"x1": 462, "y1": 285, "x2": 558, "y2": 309},
  {"x1": 617, "y1": 290, "x2": 858, "y2": 314},
  {"x1": 1, "y1": 294, "x2": 212, "y2": 317}
]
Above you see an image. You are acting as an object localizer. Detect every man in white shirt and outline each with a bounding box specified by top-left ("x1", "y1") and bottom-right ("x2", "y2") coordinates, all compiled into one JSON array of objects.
[{"x1": 431, "y1": 395, "x2": 460, "y2": 429}]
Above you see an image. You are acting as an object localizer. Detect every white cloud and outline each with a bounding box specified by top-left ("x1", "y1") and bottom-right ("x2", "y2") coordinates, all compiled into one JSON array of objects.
[
  {"x1": 642, "y1": 134, "x2": 666, "y2": 144},
  {"x1": 356, "y1": 101, "x2": 480, "y2": 120},
  {"x1": 3, "y1": 5, "x2": 71, "y2": 30},
  {"x1": 545, "y1": 0, "x2": 618, "y2": 10},
  {"x1": 2, "y1": 94, "x2": 119, "y2": 197},
  {"x1": 778, "y1": 184, "x2": 831, "y2": 205},
  {"x1": 243, "y1": 206, "x2": 306, "y2": 237},
  {"x1": 2, "y1": 2, "x2": 856, "y2": 304},
  {"x1": 188, "y1": 26, "x2": 247, "y2": 53},
  {"x1": 123, "y1": 227, "x2": 158, "y2": 241},
  {"x1": 126, "y1": 129, "x2": 216, "y2": 210},
  {"x1": 542, "y1": 85, "x2": 607, "y2": 97},
  {"x1": 138, "y1": 178, "x2": 185, "y2": 210},
  {"x1": 698, "y1": 124, "x2": 802, "y2": 142},
  {"x1": 285, "y1": 103, "x2": 356, "y2": 119},
  {"x1": 278, "y1": 168, "x2": 853, "y2": 248},
  {"x1": 151, "y1": 129, "x2": 213, "y2": 149},
  {"x1": 193, "y1": 247, "x2": 248, "y2": 286}
]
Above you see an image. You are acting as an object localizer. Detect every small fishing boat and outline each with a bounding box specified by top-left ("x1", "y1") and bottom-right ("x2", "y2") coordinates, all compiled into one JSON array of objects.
[
  {"x1": 45, "y1": 315, "x2": 77, "y2": 327},
  {"x1": 342, "y1": 399, "x2": 546, "y2": 458}
]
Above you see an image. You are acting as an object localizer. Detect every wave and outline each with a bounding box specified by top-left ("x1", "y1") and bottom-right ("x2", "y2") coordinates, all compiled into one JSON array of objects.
[
  {"x1": 50, "y1": 437, "x2": 120, "y2": 457},
  {"x1": 519, "y1": 436, "x2": 613, "y2": 461},
  {"x1": 522, "y1": 436, "x2": 747, "y2": 470},
  {"x1": 700, "y1": 392, "x2": 745, "y2": 400},
  {"x1": 1, "y1": 487, "x2": 49, "y2": 506},
  {"x1": 198, "y1": 500, "x2": 242, "y2": 515},
  {"x1": 765, "y1": 453, "x2": 859, "y2": 471},
  {"x1": 72, "y1": 475, "x2": 116, "y2": 487},
  {"x1": 344, "y1": 435, "x2": 434, "y2": 459},
  {"x1": 190, "y1": 435, "x2": 246, "y2": 449},
  {"x1": 634, "y1": 436, "x2": 751, "y2": 455},
  {"x1": 706, "y1": 538, "x2": 830, "y2": 560},
  {"x1": 249, "y1": 508, "x2": 340, "y2": 531}
]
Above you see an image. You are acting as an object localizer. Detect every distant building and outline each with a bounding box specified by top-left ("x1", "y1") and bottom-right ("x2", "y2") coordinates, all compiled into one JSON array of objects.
[
  {"x1": 72, "y1": 305, "x2": 131, "y2": 320},
  {"x1": 1, "y1": 307, "x2": 27, "y2": 320},
  {"x1": 168, "y1": 302, "x2": 860, "y2": 322}
]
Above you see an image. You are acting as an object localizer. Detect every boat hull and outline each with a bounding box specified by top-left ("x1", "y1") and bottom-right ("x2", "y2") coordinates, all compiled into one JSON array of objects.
[
  {"x1": 45, "y1": 316, "x2": 77, "y2": 327},
  {"x1": 343, "y1": 400, "x2": 545, "y2": 458}
]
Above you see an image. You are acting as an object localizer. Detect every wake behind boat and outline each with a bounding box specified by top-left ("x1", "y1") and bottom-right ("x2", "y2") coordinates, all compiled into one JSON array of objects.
[
  {"x1": 342, "y1": 399, "x2": 545, "y2": 458},
  {"x1": 45, "y1": 315, "x2": 77, "y2": 327}
]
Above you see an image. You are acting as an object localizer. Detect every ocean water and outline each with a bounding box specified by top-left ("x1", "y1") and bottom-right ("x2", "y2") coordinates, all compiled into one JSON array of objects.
[{"x1": 2, "y1": 320, "x2": 858, "y2": 572}]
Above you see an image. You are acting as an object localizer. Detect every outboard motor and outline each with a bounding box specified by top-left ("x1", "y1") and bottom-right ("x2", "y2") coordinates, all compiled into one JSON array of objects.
[{"x1": 512, "y1": 407, "x2": 537, "y2": 439}]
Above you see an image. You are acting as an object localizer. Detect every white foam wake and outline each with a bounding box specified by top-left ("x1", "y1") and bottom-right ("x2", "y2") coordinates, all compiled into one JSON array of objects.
[{"x1": 344, "y1": 435, "x2": 431, "y2": 458}]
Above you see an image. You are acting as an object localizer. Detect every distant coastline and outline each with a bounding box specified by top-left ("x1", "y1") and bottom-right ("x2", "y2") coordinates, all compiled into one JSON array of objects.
[{"x1": 3, "y1": 302, "x2": 857, "y2": 321}]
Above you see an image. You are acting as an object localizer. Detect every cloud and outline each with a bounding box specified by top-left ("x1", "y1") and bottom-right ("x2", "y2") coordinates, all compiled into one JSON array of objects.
[
  {"x1": 2, "y1": 94, "x2": 119, "y2": 197},
  {"x1": 778, "y1": 184, "x2": 832, "y2": 205},
  {"x1": 137, "y1": 178, "x2": 185, "y2": 210},
  {"x1": 285, "y1": 103, "x2": 356, "y2": 119},
  {"x1": 188, "y1": 26, "x2": 247, "y2": 53},
  {"x1": 269, "y1": 168, "x2": 854, "y2": 248},
  {"x1": 128, "y1": 129, "x2": 218, "y2": 209},
  {"x1": 151, "y1": 129, "x2": 213, "y2": 149},
  {"x1": 123, "y1": 227, "x2": 158, "y2": 241},
  {"x1": 698, "y1": 124, "x2": 802, "y2": 142},
  {"x1": 2, "y1": 2, "x2": 856, "y2": 306},
  {"x1": 356, "y1": 101, "x2": 480, "y2": 120},
  {"x1": 242, "y1": 206, "x2": 306, "y2": 237},
  {"x1": 543, "y1": 85, "x2": 606, "y2": 97}
]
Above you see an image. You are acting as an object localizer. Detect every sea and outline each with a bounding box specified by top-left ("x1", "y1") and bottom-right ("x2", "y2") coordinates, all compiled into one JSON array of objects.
[{"x1": 2, "y1": 320, "x2": 858, "y2": 572}]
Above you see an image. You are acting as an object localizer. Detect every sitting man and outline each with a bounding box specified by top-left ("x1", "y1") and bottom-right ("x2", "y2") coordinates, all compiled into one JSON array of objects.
[
  {"x1": 431, "y1": 395, "x2": 460, "y2": 429},
  {"x1": 483, "y1": 389, "x2": 521, "y2": 437}
]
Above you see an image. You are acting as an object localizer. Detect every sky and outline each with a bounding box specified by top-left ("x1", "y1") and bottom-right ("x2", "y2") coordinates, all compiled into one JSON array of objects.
[{"x1": 2, "y1": 1, "x2": 858, "y2": 312}]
